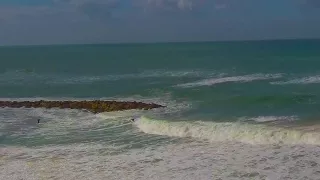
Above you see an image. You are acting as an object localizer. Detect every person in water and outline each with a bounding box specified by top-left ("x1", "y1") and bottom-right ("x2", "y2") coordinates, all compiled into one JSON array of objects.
[
  {"x1": 130, "y1": 118, "x2": 135, "y2": 122},
  {"x1": 37, "y1": 119, "x2": 40, "y2": 123}
]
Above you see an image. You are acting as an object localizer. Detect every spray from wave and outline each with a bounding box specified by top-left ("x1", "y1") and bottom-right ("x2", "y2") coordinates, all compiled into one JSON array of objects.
[
  {"x1": 135, "y1": 116, "x2": 320, "y2": 145},
  {"x1": 176, "y1": 74, "x2": 282, "y2": 88}
]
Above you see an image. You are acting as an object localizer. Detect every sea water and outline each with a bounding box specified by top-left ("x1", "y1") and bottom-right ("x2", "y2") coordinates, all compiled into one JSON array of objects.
[{"x1": 1, "y1": 39, "x2": 320, "y2": 179}]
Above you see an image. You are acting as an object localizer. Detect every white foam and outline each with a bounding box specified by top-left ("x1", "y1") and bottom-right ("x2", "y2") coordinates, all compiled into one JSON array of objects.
[
  {"x1": 0, "y1": 94, "x2": 191, "y2": 147},
  {"x1": 176, "y1": 73, "x2": 282, "y2": 88},
  {"x1": 0, "y1": 108, "x2": 116, "y2": 138},
  {"x1": 103, "y1": 93, "x2": 192, "y2": 116},
  {"x1": 271, "y1": 75, "x2": 320, "y2": 85},
  {"x1": 139, "y1": 69, "x2": 219, "y2": 78},
  {"x1": 1, "y1": 140, "x2": 320, "y2": 180},
  {"x1": 239, "y1": 116, "x2": 298, "y2": 123},
  {"x1": 135, "y1": 116, "x2": 320, "y2": 145}
]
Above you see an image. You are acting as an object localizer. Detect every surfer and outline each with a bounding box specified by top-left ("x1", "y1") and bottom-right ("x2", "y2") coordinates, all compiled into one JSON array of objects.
[
  {"x1": 37, "y1": 119, "x2": 40, "y2": 123},
  {"x1": 130, "y1": 118, "x2": 135, "y2": 122}
]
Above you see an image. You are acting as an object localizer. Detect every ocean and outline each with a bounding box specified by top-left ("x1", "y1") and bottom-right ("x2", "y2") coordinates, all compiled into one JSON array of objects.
[{"x1": 1, "y1": 39, "x2": 320, "y2": 180}]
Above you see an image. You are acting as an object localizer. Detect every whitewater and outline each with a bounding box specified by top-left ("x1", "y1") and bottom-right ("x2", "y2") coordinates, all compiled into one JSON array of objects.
[{"x1": 2, "y1": 104, "x2": 320, "y2": 180}]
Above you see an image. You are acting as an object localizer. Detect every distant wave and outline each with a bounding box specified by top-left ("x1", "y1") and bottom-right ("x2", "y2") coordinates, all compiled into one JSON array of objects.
[
  {"x1": 136, "y1": 116, "x2": 320, "y2": 145},
  {"x1": 175, "y1": 74, "x2": 282, "y2": 88},
  {"x1": 0, "y1": 69, "x2": 215, "y2": 85},
  {"x1": 55, "y1": 70, "x2": 215, "y2": 84},
  {"x1": 229, "y1": 94, "x2": 315, "y2": 105},
  {"x1": 137, "y1": 69, "x2": 215, "y2": 78},
  {"x1": 271, "y1": 75, "x2": 320, "y2": 85}
]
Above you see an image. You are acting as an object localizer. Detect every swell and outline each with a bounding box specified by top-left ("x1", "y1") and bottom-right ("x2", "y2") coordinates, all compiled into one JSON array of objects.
[
  {"x1": 0, "y1": 69, "x2": 215, "y2": 85},
  {"x1": 135, "y1": 116, "x2": 320, "y2": 145},
  {"x1": 228, "y1": 94, "x2": 316, "y2": 105}
]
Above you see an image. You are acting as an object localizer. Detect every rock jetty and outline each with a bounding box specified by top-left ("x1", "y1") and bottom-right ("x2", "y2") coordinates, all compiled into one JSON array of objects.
[{"x1": 0, "y1": 100, "x2": 165, "y2": 113}]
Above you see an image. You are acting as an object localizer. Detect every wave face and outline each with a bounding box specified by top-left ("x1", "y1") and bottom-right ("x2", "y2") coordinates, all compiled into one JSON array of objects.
[{"x1": 136, "y1": 116, "x2": 320, "y2": 145}]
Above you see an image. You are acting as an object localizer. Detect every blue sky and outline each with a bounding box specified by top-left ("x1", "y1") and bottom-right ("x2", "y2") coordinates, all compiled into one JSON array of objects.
[{"x1": 0, "y1": 0, "x2": 319, "y2": 45}]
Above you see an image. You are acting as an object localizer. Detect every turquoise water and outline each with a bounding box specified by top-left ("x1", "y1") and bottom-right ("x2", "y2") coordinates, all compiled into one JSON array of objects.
[
  {"x1": 1, "y1": 39, "x2": 320, "y2": 180},
  {"x1": 1, "y1": 40, "x2": 320, "y2": 120}
]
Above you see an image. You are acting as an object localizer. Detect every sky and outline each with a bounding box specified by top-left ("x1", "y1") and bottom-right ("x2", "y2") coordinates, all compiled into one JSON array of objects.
[{"x1": 0, "y1": 0, "x2": 320, "y2": 45}]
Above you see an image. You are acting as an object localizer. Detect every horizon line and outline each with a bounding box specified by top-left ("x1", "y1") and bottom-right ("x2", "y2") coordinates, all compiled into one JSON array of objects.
[{"x1": 1, "y1": 37, "x2": 320, "y2": 48}]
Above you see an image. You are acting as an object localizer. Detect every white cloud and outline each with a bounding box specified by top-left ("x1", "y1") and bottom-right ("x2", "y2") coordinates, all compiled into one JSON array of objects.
[
  {"x1": 177, "y1": 0, "x2": 193, "y2": 10},
  {"x1": 146, "y1": 0, "x2": 194, "y2": 10}
]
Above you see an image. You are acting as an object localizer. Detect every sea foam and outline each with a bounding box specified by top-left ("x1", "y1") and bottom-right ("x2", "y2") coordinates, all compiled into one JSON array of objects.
[
  {"x1": 271, "y1": 75, "x2": 320, "y2": 85},
  {"x1": 135, "y1": 116, "x2": 320, "y2": 145}
]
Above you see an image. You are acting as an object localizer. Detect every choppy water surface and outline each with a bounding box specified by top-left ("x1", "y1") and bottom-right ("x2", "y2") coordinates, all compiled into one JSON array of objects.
[{"x1": 1, "y1": 40, "x2": 320, "y2": 179}]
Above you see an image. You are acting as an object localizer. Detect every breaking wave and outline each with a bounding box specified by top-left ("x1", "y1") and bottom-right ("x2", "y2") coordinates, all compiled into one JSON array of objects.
[
  {"x1": 238, "y1": 116, "x2": 298, "y2": 123},
  {"x1": 135, "y1": 116, "x2": 320, "y2": 145},
  {"x1": 271, "y1": 75, "x2": 320, "y2": 85},
  {"x1": 176, "y1": 74, "x2": 282, "y2": 88}
]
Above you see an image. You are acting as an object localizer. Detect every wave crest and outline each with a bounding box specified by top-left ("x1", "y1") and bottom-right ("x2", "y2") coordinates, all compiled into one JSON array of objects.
[
  {"x1": 136, "y1": 116, "x2": 320, "y2": 145},
  {"x1": 176, "y1": 74, "x2": 282, "y2": 88}
]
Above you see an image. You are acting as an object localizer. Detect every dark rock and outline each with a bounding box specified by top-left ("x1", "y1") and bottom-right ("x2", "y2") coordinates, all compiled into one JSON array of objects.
[{"x1": 0, "y1": 100, "x2": 165, "y2": 114}]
